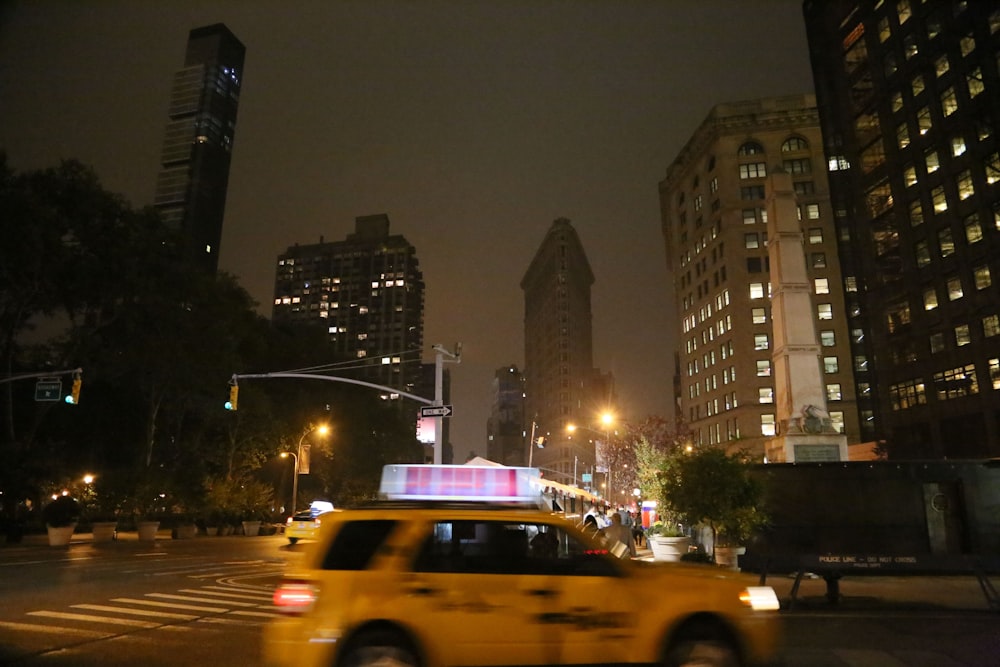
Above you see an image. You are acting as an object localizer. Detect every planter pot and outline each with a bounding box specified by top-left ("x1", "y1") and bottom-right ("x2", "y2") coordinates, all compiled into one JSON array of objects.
[
  {"x1": 137, "y1": 521, "x2": 161, "y2": 542},
  {"x1": 173, "y1": 524, "x2": 197, "y2": 539},
  {"x1": 241, "y1": 520, "x2": 261, "y2": 537},
  {"x1": 204, "y1": 526, "x2": 219, "y2": 537},
  {"x1": 649, "y1": 535, "x2": 691, "y2": 562},
  {"x1": 46, "y1": 523, "x2": 77, "y2": 546},
  {"x1": 92, "y1": 522, "x2": 118, "y2": 543},
  {"x1": 714, "y1": 545, "x2": 746, "y2": 570}
]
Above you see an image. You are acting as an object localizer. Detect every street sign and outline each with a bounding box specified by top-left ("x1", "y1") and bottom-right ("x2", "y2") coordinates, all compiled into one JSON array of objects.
[
  {"x1": 420, "y1": 404, "x2": 454, "y2": 418},
  {"x1": 35, "y1": 378, "x2": 62, "y2": 401}
]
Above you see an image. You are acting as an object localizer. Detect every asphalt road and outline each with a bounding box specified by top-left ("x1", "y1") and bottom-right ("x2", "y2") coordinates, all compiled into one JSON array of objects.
[{"x1": 1, "y1": 530, "x2": 998, "y2": 666}]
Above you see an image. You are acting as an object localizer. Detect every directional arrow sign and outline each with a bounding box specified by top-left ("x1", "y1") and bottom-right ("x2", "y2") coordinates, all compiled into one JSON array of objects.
[{"x1": 420, "y1": 405, "x2": 453, "y2": 418}]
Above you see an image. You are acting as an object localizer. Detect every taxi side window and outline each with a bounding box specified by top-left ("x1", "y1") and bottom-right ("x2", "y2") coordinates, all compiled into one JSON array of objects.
[
  {"x1": 412, "y1": 520, "x2": 617, "y2": 577},
  {"x1": 321, "y1": 520, "x2": 397, "y2": 571}
]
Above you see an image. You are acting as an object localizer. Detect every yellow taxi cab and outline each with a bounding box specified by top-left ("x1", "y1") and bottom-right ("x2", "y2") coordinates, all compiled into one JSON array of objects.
[
  {"x1": 263, "y1": 465, "x2": 781, "y2": 667},
  {"x1": 284, "y1": 501, "x2": 335, "y2": 544}
]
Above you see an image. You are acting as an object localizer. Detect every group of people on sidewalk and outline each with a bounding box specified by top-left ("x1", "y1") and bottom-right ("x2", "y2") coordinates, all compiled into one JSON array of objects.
[{"x1": 581, "y1": 504, "x2": 644, "y2": 558}]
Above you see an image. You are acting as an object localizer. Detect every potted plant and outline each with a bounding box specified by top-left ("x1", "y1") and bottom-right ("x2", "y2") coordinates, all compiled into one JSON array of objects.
[
  {"x1": 663, "y1": 445, "x2": 767, "y2": 570},
  {"x1": 645, "y1": 519, "x2": 691, "y2": 562},
  {"x1": 82, "y1": 486, "x2": 121, "y2": 544},
  {"x1": 43, "y1": 495, "x2": 81, "y2": 546}
]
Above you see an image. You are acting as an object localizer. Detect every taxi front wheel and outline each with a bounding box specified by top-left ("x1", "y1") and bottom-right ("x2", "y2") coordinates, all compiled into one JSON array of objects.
[{"x1": 339, "y1": 629, "x2": 420, "y2": 667}]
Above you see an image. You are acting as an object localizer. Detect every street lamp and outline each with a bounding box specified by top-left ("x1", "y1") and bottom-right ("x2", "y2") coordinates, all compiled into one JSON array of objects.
[{"x1": 282, "y1": 424, "x2": 329, "y2": 516}]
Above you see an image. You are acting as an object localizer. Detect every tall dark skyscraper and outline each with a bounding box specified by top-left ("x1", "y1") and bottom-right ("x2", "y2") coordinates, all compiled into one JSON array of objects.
[
  {"x1": 153, "y1": 24, "x2": 245, "y2": 273},
  {"x1": 521, "y1": 218, "x2": 614, "y2": 486},
  {"x1": 804, "y1": 1, "x2": 1000, "y2": 458}
]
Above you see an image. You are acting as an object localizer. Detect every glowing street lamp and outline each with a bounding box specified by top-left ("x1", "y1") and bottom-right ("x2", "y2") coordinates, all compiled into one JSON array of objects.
[{"x1": 282, "y1": 424, "x2": 329, "y2": 515}]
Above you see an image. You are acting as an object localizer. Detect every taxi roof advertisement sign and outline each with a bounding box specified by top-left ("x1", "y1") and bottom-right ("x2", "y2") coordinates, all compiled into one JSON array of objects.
[{"x1": 379, "y1": 465, "x2": 540, "y2": 502}]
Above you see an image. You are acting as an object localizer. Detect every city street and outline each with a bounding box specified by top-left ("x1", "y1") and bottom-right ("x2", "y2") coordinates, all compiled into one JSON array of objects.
[{"x1": 1, "y1": 532, "x2": 998, "y2": 666}]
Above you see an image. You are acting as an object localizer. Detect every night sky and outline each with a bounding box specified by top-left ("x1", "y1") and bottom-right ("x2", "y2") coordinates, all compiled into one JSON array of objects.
[{"x1": 0, "y1": 1, "x2": 814, "y2": 461}]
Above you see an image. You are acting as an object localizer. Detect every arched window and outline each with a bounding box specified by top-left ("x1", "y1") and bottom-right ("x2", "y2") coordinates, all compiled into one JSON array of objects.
[
  {"x1": 738, "y1": 141, "x2": 765, "y2": 156},
  {"x1": 782, "y1": 136, "x2": 809, "y2": 152},
  {"x1": 707, "y1": 155, "x2": 716, "y2": 171}
]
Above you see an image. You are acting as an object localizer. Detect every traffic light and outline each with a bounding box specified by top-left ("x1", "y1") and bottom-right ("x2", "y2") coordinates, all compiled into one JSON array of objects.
[
  {"x1": 65, "y1": 376, "x2": 82, "y2": 405},
  {"x1": 225, "y1": 384, "x2": 239, "y2": 411}
]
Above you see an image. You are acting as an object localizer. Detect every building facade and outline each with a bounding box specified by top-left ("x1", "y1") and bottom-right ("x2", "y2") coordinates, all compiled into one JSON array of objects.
[
  {"x1": 486, "y1": 365, "x2": 527, "y2": 466},
  {"x1": 272, "y1": 214, "x2": 425, "y2": 398},
  {"x1": 804, "y1": 0, "x2": 1000, "y2": 458},
  {"x1": 153, "y1": 24, "x2": 245, "y2": 273},
  {"x1": 659, "y1": 96, "x2": 860, "y2": 459},
  {"x1": 521, "y1": 218, "x2": 614, "y2": 485}
]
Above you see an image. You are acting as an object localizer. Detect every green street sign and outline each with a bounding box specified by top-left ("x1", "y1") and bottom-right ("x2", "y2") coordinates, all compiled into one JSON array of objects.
[{"x1": 35, "y1": 378, "x2": 62, "y2": 401}]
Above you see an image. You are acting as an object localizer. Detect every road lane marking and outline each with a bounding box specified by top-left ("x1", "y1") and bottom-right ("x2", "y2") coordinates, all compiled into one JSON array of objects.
[
  {"x1": 110, "y1": 597, "x2": 228, "y2": 613},
  {"x1": 28, "y1": 611, "x2": 159, "y2": 628},
  {"x1": 227, "y1": 610, "x2": 283, "y2": 618},
  {"x1": 0, "y1": 620, "x2": 109, "y2": 637},
  {"x1": 197, "y1": 617, "x2": 262, "y2": 626},
  {"x1": 72, "y1": 604, "x2": 198, "y2": 620},
  {"x1": 185, "y1": 587, "x2": 273, "y2": 601},
  {"x1": 144, "y1": 593, "x2": 256, "y2": 606}
]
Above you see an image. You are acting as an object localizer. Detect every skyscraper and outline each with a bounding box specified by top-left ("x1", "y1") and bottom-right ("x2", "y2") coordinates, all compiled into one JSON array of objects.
[
  {"x1": 153, "y1": 24, "x2": 245, "y2": 273},
  {"x1": 659, "y1": 96, "x2": 860, "y2": 459},
  {"x1": 804, "y1": 1, "x2": 1000, "y2": 458},
  {"x1": 486, "y1": 365, "x2": 526, "y2": 466},
  {"x1": 272, "y1": 214, "x2": 425, "y2": 398},
  {"x1": 521, "y1": 218, "x2": 613, "y2": 485}
]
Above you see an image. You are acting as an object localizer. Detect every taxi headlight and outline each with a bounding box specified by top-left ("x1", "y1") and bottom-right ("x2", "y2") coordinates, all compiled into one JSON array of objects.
[{"x1": 739, "y1": 586, "x2": 780, "y2": 611}]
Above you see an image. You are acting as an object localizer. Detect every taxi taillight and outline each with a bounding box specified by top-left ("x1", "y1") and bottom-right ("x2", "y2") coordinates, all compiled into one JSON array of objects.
[{"x1": 273, "y1": 580, "x2": 318, "y2": 615}]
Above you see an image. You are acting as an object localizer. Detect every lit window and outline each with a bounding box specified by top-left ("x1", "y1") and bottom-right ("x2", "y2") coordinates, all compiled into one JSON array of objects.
[
  {"x1": 925, "y1": 150, "x2": 939, "y2": 173},
  {"x1": 752, "y1": 308, "x2": 767, "y2": 324},
  {"x1": 820, "y1": 330, "x2": 836, "y2": 346},
  {"x1": 817, "y1": 304, "x2": 833, "y2": 320},
  {"x1": 756, "y1": 360, "x2": 771, "y2": 377},
  {"x1": 909, "y1": 199, "x2": 924, "y2": 226},
  {"x1": 738, "y1": 142, "x2": 764, "y2": 156},
  {"x1": 947, "y1": 277, "x2": 964, "y2": 300},
  {"x1": 845, "y1": 276, "x2": 857, "y2": 291},
  {"x1": 956, "y1": 170, "x2": 974, "y2": 200},
  {"x1": 983, "y1": 314, "x2": 1000, "y2": 338},
  {"x1": 745, "y1": 233, "x2": 759, "y2": 249},
  {"x1": 356, "y1": 350, "x2": 367, "y2": 358},
  {"x1": 891, "y1": 92, "x2": 904, "y2": 112},
  {"x1": 986, "y1": 153, "x2": 1000, "y2": 184},
  {"x1": 966, "y1": 214, "x2": 984, "y2": 243},
  {"x1": 916, "y1": 241, "x2": 931, "y2": 268},
  {"x1": 924, "y1": 288, "x2": 939, "y2": 310},
  {"x1": 758, "y1": 387, "x2": 774, "y2": 404},
  {"x1": 781, "y1": 136, "x2": 808, "y2": 151},
  {"x1": 898, "y1": 0, "x2": 911, "y2": 22},
  {"x1": 783, "y1": 158, "x2": 811, "y2": 175},
  {"x1": 955, "y1": 325, "x2": 972, "y2": 347},
  {"x1": 960, "y1": 33, "x2": 975, "y2": 57},
  {"x1": 974, "y1": 265, "x2": 992, "y2": 290},
  {"x1": 826, "y1": 384, "x2": 842, "y2": 401},
  {"x1": 886, "y1": 301, "x2": 911, "y2": 332},
  {"x1": 760, "y1": 414, "x2": 776, "y2": 437},
  {"x1": 941, "y1": 88, "x2": 958, "y2": 116},
  {"x1": 815, "y1": 278, "x2": 830, "y2": 294},
  {"x1": 911, "y1": 75, "x2": 925, "y2": 96},
  {"x1": 739, "y1": 162, "x2": 767, "y2": 179},
  {"x1": 917, "y1": 107, "x2": 932, "y2": 135},
  {"x1": 897, "y1": 123, "x2": 910, "y2": 149},
  {"x1": 904, "y1": 165, "x2": 918, "y2": 187},
  {"x1": 939, "y1": 228, "x2": 955, "y2": 257},
  {"x1": 754, "y1": 334, "x2": 769, "y2": 350},
  {"x1": 968, "y1": 68, "x2": 985, "y2": 97},
  {"x1": 952, "y1": 136, "x2": 967, "y2": 157},
  {"x1": 806, "y1": 203, "x2": 820, "y2": 219},
  {"x1": 878, "y1": 16, "x2": 891, "y2": 41},
  {"x1": 808, "y1": 228, "x2": 823, "y2": 244},
  {"x1": 812, "y1": 253, "x2": 827, "y2": 268},
  {"x1": 824, "y1": 356, "x2": 839, "y2": 373},
  {"x1": 935, "y1": 54, "x2": 949, "y2": 77},
  {"x1": 930, "y1": 332, "x2": 945, "y2": 353},
  {"x1": 932, "y1": 186, "x2": 948, "y2": 213},
  {"x1": 742, "y1": 208, "x2": 757, "y2": 224},
  {"x1": 749, "y1": 283, "x2": 766, "y2": 299}
]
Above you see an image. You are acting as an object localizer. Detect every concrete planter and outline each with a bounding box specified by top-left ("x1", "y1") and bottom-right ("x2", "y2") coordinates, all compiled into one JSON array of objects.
[
  {"x1": 46, "y1": 523, "x2": 77, "y2": 546},
  {"x1": 173, "y1": 523, "x2": 197, "y2": 539},
  {"x1": 649, "y1": 535, "x2": 691, "y2": 562},
  {"x1": 91, "y1": 522, "x2": 118, "y2": 543},
  {"x1": 137, "y1": 521, "x2": 161, "y2": 542},
  {"x1": 204, "y1": 526, "x2": 219, "y2": 536},
  {"x1": 241, "y1": 520, "x2": 261, "y2": 536},
  {"x1": 714, "y1": 545, "x2": 746, "y2": 570}
]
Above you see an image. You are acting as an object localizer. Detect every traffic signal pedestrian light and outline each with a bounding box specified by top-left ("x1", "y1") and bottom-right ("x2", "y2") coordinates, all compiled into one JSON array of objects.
[
  {"x1": 65, "y1": 376, "x2": 82, "y2": 405},
  {"x1": 225, "y1": 384, "x2": 239, "y2": 411}
]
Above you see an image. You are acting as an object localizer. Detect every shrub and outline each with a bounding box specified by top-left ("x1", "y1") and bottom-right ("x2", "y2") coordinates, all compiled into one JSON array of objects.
[{"x1": 42, "y1": 496, "x2": 81, "y2": 527}]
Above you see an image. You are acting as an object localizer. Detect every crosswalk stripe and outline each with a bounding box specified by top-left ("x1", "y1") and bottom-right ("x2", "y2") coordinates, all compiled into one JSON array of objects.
[
  {"x1": 145, "y1": 593, "x2": 256, "y2": 606},
  {"x1": 228, "y1": 610, "x2": 282, "y2": 618},
  {"x1": 197, "y1": 617, "x2": 262, "y2": 627},
  {"x1": 28, "y1": 610, "x2": 159, "y2": 628},
  {"x1": 0, "y1": 620, "x2": 109, "y2": 638},
  {"x1": 110, "y1": 597, "x2": 228, "y2": 613},
  {"x1": 72, "y1": 604, "x2": 198, "y2": 620},
  {"x1": 188, "y1": 587, "x2": 273, "y2": 601}
]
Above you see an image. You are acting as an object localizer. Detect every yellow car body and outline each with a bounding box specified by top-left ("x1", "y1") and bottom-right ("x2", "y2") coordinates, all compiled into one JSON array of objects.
[{"x1": 264, "y1": 493, "x2": 780, "y2": 666}]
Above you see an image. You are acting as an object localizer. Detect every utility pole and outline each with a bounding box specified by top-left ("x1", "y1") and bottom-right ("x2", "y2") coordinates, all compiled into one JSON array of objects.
[{"x1": 432, "y1": 343, "x2": 461, "y2": 465}]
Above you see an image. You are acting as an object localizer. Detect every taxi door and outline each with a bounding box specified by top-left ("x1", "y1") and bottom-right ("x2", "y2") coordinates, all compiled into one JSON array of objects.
[
  {"x1": 399, "y1": 519, "x2": 550, "y2": 666},
  {"x1": 528, "y1": 525, "x2": 638, "y2": 665}
]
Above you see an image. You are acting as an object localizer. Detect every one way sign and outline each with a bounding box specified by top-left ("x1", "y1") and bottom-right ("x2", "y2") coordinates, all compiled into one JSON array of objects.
[{"x1": 420, "y1": 405, "x2": 453, "y2": 418}]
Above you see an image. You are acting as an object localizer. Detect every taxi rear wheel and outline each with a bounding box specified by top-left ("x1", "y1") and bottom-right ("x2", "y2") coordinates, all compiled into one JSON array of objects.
[
  {"x1": 339, "y1": 629, "x2": 420, "y2": 667},
  {"x1": 663, "y1": 633, "x2": 740, "y2": 667},
  {"x1": 288, "y1": 537, "x2": 298, "y2": 544}
]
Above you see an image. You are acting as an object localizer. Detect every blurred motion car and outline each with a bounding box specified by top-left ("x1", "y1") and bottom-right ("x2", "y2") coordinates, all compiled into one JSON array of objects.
[
  {"x1": 284, "y1": 500, "x2": 334, "y2": 544},
  {"x1": 264, "y1": 465, "x2": 781, "y2": 667}
]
